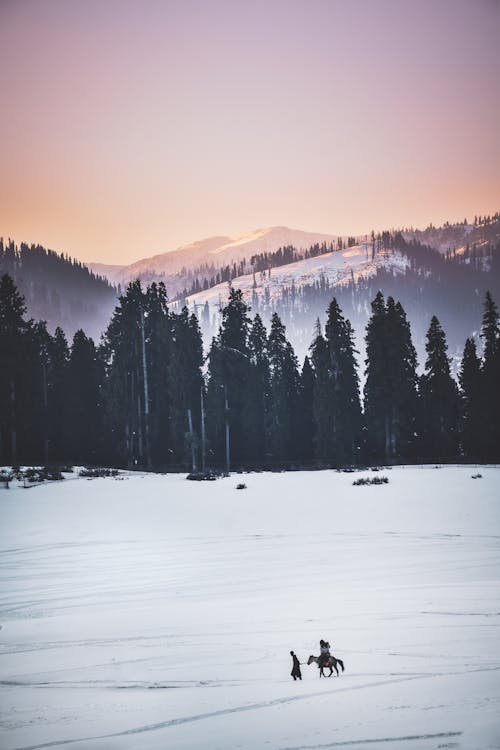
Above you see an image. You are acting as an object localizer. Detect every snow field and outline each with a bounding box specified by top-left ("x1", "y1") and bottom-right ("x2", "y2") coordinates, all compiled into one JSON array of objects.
[{"x1": 0, "y1": 467, "x2": 499, "y2": 749}]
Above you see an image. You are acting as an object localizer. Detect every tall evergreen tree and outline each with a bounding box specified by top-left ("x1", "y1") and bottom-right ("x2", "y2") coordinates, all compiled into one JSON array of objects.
[
  {"x1": 102, "y1": 280, "x2": 150, "y2": 467},
  {"x1": 459, "y1": 337, "x2": 482, "y2": 458},
  {"x1": 66, "y1": 330, "x2": 105, "y2": 464},
  {"x1": 296, "y1": 356, "x2": 315, "y2": 462},
  {"x1": 206, "y1": 289, "x2": 252, "y2": 467},
  {"x1": 323, "y1": 298, "x2": 362, "y2": 464},
  {"x1": 0, "y1": 275, "x2": 33, "y2": 465},
  {"x1": 309, "y1": 327, "x2": 331, "y2": 461},
  {"x1": 419, "y1": 316, "x2": 459, "y2": 458},
  {"x1": 364, "y1": 293, "x2": 418, "y2": 462},
  {"x1": 48, "y1": 327, "x2": 70, "y2": 462},
  {"x1": 168, "y1": 307, "x2": 204, "y2": 468},
  {"x1": 246, "y1": 314, "x2": 270, "y2": 464},
  {"x1": 363, "y1": 291, "x2": 388, "y2": 461},
  {"x1": 266, "y1": 313, "x2": 300, "y2": 464},
  {"x1": 32, "y1": 321, "x2": 56, "y2": 464},
  {"x1": 384, "y1": 298, "x2": 418, "y2": 460},
  {"x1": 480, "y1": 291, "x2": 500, "y2": 458},
  {"x1": 143, "y1": 282, "x2": 171, "y2": 467}
]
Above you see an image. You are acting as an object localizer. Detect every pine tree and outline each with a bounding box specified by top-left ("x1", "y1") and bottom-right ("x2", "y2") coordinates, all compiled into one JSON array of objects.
[
  {"x1": 0, "y1": 275, "x2": 33, "y2": 465},
  {"x1": 206, "y1": 289, "x2": 252, "y2": 468},
  {"x1": 459, "y1": 337, "x2": 482, "y2": 458},
  {"x1": 246, "y1": 314, "x2": 270, "y2": 465},
  {"x1": 296, "y1": 356, "x2": 315, "y2": 462},
  {"x1": 363, "y1": 291, "x2": 388, "y2": 461},
  {"x1": 32, "y1": 321, "x2": 54, "y2": 464},
  {"x1": 309, "y1": 328, "x2": 331, "y2": 462},
  {"x1": 48, "y1": 327, "x2": 69, "y2": 462},
  {"x1": 102, "y1": 280, "x2": 150, "y2": 467},
  {"x1": 266, "y1": 313, "x2": 300, "y2": 464},
  {"x1": 480, "y1": 291, "x2": 500, "y2": 457},
  {"x1": 168, "y1": 307, "x2": 204, "y2": 469},
  {"x1": 385, "y1": 298, "x2": 418, "y2": 460},
  {"x1": 419, "y1": 316, "x2": 459, "y2": 458},
  {"x1": 324, "y1": 298, "x2": 362, "y2": 465},
  {"x1": 66, "y1": 330, "x2": 105, "y2": 463},
  {"x1": 364, "y1": 293, "x2": 418, "y2": 462},
  {"x1": 142, "y1": 282, "x2": 171, "y2": 467}
]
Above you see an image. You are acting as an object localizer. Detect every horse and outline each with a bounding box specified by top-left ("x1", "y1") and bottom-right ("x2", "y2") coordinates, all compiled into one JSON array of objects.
[{"x1": 307, "y1": 654, "x2": 345, "y2": 678}]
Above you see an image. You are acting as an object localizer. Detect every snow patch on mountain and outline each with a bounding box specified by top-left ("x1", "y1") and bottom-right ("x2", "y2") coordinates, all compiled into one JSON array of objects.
[{"x1": 185, "y1": 242, "x2": 409, "y2": 314}]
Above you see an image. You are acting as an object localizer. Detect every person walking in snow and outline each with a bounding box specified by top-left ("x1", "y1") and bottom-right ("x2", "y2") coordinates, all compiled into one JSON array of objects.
[{"x1": 290, "y1": 650, "x2": 302, "y2": 681}]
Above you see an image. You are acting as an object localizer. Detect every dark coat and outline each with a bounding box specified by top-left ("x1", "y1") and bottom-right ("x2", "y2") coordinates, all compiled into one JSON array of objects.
[{"x1": 291, "y1": 653, "x2": 302, "y2": 678}]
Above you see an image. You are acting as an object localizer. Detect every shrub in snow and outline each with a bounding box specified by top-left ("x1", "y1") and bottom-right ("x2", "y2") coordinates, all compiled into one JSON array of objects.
[
  {"x1": 0, "y1": 471, "x2": 13, "y2": 488},
  {"x1": 23, "y1": 467, "x2": 64, "y2": 483},
  {"x1": 353, "y1": 476, "x2": 389, "y2": 486},
  {"x1": 471, "y1": 473, "x2": 482, "y2": 479},
  {"x1": 43, "y1": 467, "x2": 64, "y2": 481},
  {"x1": 79, "y1": 467, "x2": 119, "y2": 478},
  {"x1": 236, "y1": 483, "x2": 247, "y2": 490},
  {"x1": 186, "y1": 470, "x2": 227, "y2": 481}
]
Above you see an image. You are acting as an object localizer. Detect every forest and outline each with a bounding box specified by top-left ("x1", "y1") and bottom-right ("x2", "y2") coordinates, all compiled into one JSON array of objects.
[
  {"x1": 1, "y1": 273, "x2": 499, "y2": 471},
  {"x1": 0, "y1": 238, "x2": 116, "y2": 339}
]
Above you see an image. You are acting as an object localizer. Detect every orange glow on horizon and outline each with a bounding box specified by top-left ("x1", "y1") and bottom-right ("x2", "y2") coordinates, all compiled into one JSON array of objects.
[{"x1": 0, "y1": 0, "x2": 499, "y2": 265}]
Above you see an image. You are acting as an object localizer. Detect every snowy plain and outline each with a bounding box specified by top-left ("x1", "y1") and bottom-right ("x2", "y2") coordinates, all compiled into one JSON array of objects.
[{"x1": 0, "y1": 466, "x2": 499, "y2": 750}]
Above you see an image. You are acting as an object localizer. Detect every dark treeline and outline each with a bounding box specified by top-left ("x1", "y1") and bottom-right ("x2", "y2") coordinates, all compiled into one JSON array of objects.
[
  {"x1": 0, "y1": 238, "x2": 117, "y2": 340},
  {"x1": 1, "y1": 274, "x2": 499, "y2": 470}
]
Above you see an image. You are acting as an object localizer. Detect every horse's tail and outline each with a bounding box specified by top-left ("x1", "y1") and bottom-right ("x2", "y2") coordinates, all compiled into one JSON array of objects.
[{"x1": 337, "y1": 658, "x2": 345, "y2": 672}]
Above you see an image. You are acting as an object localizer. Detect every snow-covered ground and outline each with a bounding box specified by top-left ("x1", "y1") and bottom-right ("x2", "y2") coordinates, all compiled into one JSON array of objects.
[{"x1": 1, "y1": 467, "x2": 499, "y2": 750}]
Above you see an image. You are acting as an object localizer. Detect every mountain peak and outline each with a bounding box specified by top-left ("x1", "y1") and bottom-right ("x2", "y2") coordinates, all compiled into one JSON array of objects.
[{"x1": 87, "y1": 226, "x2": 337, "y2": 287}]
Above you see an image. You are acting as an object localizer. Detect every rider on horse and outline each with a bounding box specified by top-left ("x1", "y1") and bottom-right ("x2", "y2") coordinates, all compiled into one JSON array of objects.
[{"x1": 318, "y1": 639, "x2": 331, "y2": 669}]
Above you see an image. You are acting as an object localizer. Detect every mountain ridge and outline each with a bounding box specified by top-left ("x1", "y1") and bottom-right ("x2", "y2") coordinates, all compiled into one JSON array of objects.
[{"x1": 86, "y1": 226, "x2": 338, "y2": 287}]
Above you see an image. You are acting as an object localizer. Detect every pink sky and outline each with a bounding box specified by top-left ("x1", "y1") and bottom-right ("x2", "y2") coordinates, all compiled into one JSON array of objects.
[{"x1": 1, "y1": 0, "x2": 499, "y2": 265}]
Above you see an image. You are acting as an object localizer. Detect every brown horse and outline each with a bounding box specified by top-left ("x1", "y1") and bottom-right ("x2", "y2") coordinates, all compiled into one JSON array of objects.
[{"x1": 307, "y1": 654, "x2": 345, "y2": 677}]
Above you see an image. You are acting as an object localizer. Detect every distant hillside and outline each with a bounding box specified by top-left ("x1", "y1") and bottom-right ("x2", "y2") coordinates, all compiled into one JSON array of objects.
[
  {"x1": 0, "y1": 239, "x2": 117, "y2": 340},
  {"x1": 3, "y1": 214, "x2": 499, "y2": 351},
  {"x1": 182, "y1": 217, "x2": 500, "y2": 367},
  {"x1": 87, "y1": 226, "x2": 338, "y2": 297}
]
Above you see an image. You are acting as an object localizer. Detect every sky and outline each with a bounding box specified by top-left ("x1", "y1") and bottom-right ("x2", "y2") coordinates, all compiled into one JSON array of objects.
[{"x1": 0, "y1": 0, "x2": 499, "y2": 265}]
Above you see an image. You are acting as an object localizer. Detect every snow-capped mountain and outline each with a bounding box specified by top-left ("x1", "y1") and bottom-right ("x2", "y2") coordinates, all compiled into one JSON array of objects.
[{"x1": 88, "y1": 226, "x2": 338, "y2": 288}]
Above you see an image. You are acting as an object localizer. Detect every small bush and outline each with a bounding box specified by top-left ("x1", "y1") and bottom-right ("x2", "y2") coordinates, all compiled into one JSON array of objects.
[
  {"x1": 19, "y1": 467, "x2": 64, "y2": 484},
  {"x1": 79, "y1": 467, "x2": 119, "y2": 478},
  {"x1": 186, "y1": 470, "x2": 227, "y2": 481},
  {"x1": 471, "y1": 473, "x2": 482, "y2": 479},
  {"x1": 43, "y1": 467, "x2": 64, "y2": 481},
  {"x1": 236, "y1": 483, "x2": 247, "y2": 490},
  {"x1": 0, "y1": 471, "x2": 13, "y2": 488},
  {"x1": 11, "y1": 466, "x2": 22, "y2": 480},
  {"x1": 353, "y1": 476, "x2": 389, "y2": 486}
]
